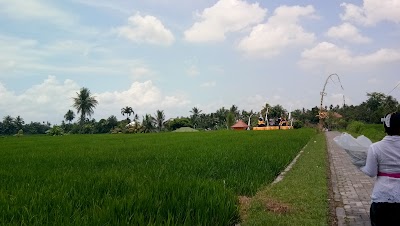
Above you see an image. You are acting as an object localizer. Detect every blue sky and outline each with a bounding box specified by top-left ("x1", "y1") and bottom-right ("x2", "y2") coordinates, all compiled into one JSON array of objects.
[{"x1": 0, "y1": 0, "x2": 399, "y2": 124}]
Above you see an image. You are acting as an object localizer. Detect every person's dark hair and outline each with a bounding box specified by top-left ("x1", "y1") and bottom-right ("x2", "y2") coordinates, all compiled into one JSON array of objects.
[{"x1": 384, "y1": 112, "x2": 400, "y2": 136}]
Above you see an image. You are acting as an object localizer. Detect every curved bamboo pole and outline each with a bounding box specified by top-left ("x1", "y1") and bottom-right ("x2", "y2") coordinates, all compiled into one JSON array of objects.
[{"x1": 318, "y1": 73, "x2": 345, "y2": 130}]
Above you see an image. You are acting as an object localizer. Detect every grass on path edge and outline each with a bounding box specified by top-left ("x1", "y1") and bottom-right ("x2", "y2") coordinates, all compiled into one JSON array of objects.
[{"x1": 241, "y1": 133, "x2": 329, "y2": 226}]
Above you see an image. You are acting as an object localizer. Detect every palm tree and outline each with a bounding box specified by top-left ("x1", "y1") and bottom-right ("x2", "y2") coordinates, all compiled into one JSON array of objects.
[
  {"x1": 121, "y1": 106, "x2": 134, "y2": 122},
  {"x1": 229, "y1": 104, "x2": 239, "y2": 120},
  {"x1": 64, "y1": 110, "x2": 75, "y2": 124},
  {"x1": 215, "y1": 107, "x2": 228, "y2": 128},
  {"x1": 226, "y1": 112, "x2": 235, "y2": 129},
  {"x1": 73, "y1": 87, "x2": 99, "y2": 125},
  {"x1": 141, "y1": 114, "x2": 154, "y2": 133},
  {"x1": 190, "y1": 107, "x2": 202, "y2": 116},
  {"x1": 153, "y1": 110, "x2": 165, "y2": 132},
  {"x1": 261, "y1": 103, "x2": 271, "y2": 118},
  {"x1": 190, "y1": 107, "x2": 202, "y2": 128},
  {"x1": 14, "y1": 116, "x2": 24, "y2": 130},
  {"x1": 3, "y1": 115, "x2": 15, "y2": 135}
]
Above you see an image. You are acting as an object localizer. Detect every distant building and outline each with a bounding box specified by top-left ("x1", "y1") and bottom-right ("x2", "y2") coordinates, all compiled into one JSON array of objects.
[
  {"x1": 231, "y1": 120, "x2": 249, "y2": 130},
  {"x1": 332, "y1": 112, "x2": 343, "y2": 118}
]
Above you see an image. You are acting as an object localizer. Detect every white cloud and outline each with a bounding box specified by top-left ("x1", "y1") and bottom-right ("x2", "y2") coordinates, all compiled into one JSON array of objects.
[
  {"x1": 96, "y1": 80, "x2": 190, "y2": 118},
  {"x1": 324, "y1": 93, "x2": 346, "y2": 108},
  {"x1": 117, "y1": 14, "x2": 175, "y2": 46},
  {"x1": 0, "y1": 60, "x2": 16, "y2": 71},
  {"x1": 131, "y1": 66, "x2": 154, "y2": 80},
  {"x1": 325, "y1": 23, "x2": 371, "y2": 43},
  {"x1": 0, "y1": 35, "x2": 151, "y2": 79},
  {"x1": 0, "y1": 77, "x2": 190, "y2": 124},
  {"x1": 0, "y1": 35, "x2": 43, "y2": 73},
  {"x1": 96, "y1": 81, "x2": 161, "y2": 107},
  {"x1": 184, "y1": 0, "x2": 266, "y2": 42},
  {"x1": 0, "y1": 76, "x2": 79, "y2": 123},
  {"x1": 237, "y1": 5, "x2": 316, "y2": 57},
  {"x1": 44, "y1": 40, "x2": 109, "y2": 57},
  {"x1": 200, "y1": 81, "x2": 216, "y2": 88},
  {"x1": 161, "y1": 96, "x2": 191, "y2": 109},
  {"x1": 358, "y1": 49, "x2": 400, "y2": 64},
  {"x1": 299, "y1": 42, "x2": 400, "y2": 69},
  {"x1": 0, "y1": 0, "x2": 77, "y2": 26},
  {"x1": 186, "y1": 65, "x2": 200, "y2": 77},
  {"x1": 238, "y1": 94, "x2": 265, "y2": 112},
  {"x1": 72, "y1": 0, "x2": 131, "y2": 14},
  {"x1": 340, "y1": 0, "x2": 400, "y2": 26}
]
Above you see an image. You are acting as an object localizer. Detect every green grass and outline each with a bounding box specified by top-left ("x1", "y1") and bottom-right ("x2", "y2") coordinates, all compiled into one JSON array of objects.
[
  {"x1": 242, "y1": 133, "x2": 328, "y2": 226},
  {"x1": 0, "y1": 129, "x2": 314, "y2": 225},
  {"x1": 346, "y1": 122, "x2": 385, "y2": 142}
]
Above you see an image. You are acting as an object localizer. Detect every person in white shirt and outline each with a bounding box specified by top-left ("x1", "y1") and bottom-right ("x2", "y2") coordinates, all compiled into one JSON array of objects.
[{"x1": 361, "y1": 112, "x2": 400, "y2": 226}]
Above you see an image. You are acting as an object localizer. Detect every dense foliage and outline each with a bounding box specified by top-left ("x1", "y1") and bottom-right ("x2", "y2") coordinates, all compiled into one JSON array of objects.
[
  {"x1": 0, "y1": 116, "x2": 51, "y2": 136},
  {"x1": 346, "y1": 121, "x2": 386, "y2": 142},
  {"x1": 1, "y1": 92, "x2": 398, "y2": 135},
  {"x1": 292, "y1": 92, "x2": 399, "y2": 130},
  {"x1": 0, "y1": 129, "x2": 314, "y2": 225}
]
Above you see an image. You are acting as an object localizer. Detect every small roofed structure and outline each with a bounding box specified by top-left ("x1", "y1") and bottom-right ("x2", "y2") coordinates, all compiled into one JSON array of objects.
[
  {"x1": 333, "y1": 112, "x2": 343, "y2": 118},
  {"x1": 231, "y1": 120, "x2": 249, "y2": 130},
  {"x1": 172, "y1": 127, "x2": 199, "y2": 132}
]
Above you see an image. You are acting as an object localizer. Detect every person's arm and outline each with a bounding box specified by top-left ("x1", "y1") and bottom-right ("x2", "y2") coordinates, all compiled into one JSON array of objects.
[{"x1": 360, "y1": 146, "x2": 378, "y2": 177}]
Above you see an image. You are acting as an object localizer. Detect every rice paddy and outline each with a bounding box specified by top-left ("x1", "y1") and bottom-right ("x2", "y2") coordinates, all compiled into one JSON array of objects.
[{"x1": 0, "y1": 129, "x2": 314, "y2": 225}]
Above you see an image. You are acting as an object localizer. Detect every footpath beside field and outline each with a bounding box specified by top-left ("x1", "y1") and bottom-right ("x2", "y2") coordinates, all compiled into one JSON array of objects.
[
  {"x1": 326, "y1": 131, "x2": 374, "y2": 226},
  {"x1": 242, "y1": 133, "x2": 328, "y2": 225}
]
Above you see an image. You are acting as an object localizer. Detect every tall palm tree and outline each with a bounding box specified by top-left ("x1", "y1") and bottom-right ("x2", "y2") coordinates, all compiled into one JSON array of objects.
[
  {"x1": 73, "y1": 87, "x2": 98, "y2": 125},
  {"x1": 121, "y1": 106, "x2": 134, "y2": 122},
  {"x1": 261, "y1": 103, "x2": 271, "y2": 118},
  {"x1": 153, "y1": 110, "x2": 165, "y2": 132},
  {"x1": 226, "y1": 112, "x2": 235, "y2": 129},
  {"x1": 190, "y1": 107, "x2": 202, "y2": 128},
  {"x1": 229, "y1": 104, "x2": 239, "y2": 120},
  {"x1": 3, "y1": 115, "x2": 15, "y2": 135},
  {"x1": 14, "y1": 116, "x2": 24, "y2": 130},
  {"x1": 190, "y1": 107, "x2": 202, "y2": 116},
  {"x1": 141, "y1": 114, "x2": 154, "y2": 133},
  {"x1": 215, "y1": 107, "x2": 228, "y2": 128},
  {"x1": 64, "y1": 110, "x2": 75, "y2": 124}
]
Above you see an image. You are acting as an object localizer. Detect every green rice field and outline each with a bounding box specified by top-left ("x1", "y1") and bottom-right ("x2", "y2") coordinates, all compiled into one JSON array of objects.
[{"x1": 0, "y1": 129, "x2": 315, "y2": 225}]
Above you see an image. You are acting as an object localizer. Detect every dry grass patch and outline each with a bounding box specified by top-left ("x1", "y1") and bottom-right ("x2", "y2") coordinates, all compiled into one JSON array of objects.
[
  {"x1": 264, "y1": 197, "x2": 292, "y2": 214},
  {"x1": 238, "y1": 196, "x2": 252, "y2": 221}
]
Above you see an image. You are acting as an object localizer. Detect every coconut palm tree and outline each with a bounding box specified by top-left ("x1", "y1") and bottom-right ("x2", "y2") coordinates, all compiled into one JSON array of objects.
[
  {"x1": 73, "y1": 87, "x2": 98, "y2": 125},
  {"x1": 2, "y1": 115, "x2": 15, "y2": 135},
  {"x1": 190, "y1": 107, "x2": 202, "y2": 128},
  {"x1": 153, "y1": 110, "x2": 165, "y2": 132},
  {"x1": 121, "y1": 106, "x2": 134, "y2": 122},
  {"x1": 229, "y1": 105, "x2": 239, "y2": 118},
  {"x1": 215, "y1": 107, "x2": 228, "y2": 128},
  {"x1": 64, "y1": 110, "x2": 75, "y2": 124},
  {"x1": 14, "y1": 116, "x2": 24, "y2": 130},
  {"x1": 141, "y1": 114, "x2": 154, "y2": 133}
]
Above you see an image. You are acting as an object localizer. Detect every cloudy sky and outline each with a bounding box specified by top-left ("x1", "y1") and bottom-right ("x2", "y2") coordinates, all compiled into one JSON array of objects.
[{"x1": 0, "y1": 0, "x2": 399, "y2": 124}]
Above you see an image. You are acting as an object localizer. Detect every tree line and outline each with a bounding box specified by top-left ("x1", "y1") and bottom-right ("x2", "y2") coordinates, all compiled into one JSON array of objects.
[{"x1": 1, "y1": 88, "x2": 399, "y2": 135}]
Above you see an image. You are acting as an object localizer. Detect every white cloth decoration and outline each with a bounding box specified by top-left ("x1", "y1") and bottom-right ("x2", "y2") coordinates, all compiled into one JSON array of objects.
[
  {"x1": 333, "y1": 133, "x2": 372, "y2": 167},
  {"x1": 385, "y1": 113, "x2": 391, "y2": 127}
]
